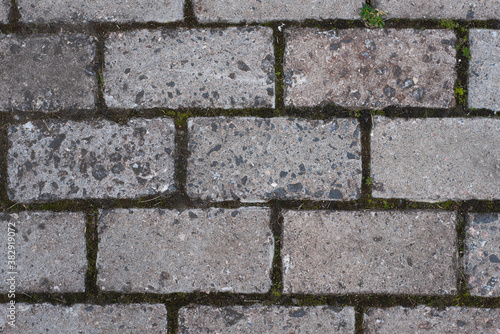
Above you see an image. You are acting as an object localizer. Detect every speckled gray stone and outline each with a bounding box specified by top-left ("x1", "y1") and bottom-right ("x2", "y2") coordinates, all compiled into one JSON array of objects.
[
  {"x1": 0, "y1": 0, "x2": 8, "y2": 23},
  {"x1": 97, "y1": 208, "x2": 273, "y2": 293},
  {"x1": 364, "y1": 306, "x2": 500, "y2": 333},
  {"x1": 371, "y1": 117, "x2": 500, "y2": 201},
  {"x1": 187, "y1": 117, "x2": 361, "y2": 202},
  {"x1": 193, "y1": 0, "x2": 362, "y2": 23},
  {"x1": 18, "y1": 0, "x2": 184, "y2": 23},
  {"x1": 8, "y1": 118, "x2": 175, "y2": 202},
  {"x1": 465, "y1": 213, "x2": 500, "y2": 297},
  {"x1": 282, "y1": 210, "x2": 457, "y2": 295},
  {"x1": 469, "y1": 29, "x2": 500, "y2": 112},
  {"x1": 0, "y1": 33, "x2": 96, "y2": 112},
  {"x1": 284, "y1": 28, "x2": 456, "y2": 109},
  {"x1": 0, "y1": 303, "x2": 167, "y2": 333},
  {"x1": 179, "y1": 305, "x2": 355, "y2": 333},
  {"x1": 0, "y1": 212, "x2": 86, "y2": 293},
  {"x1": 373, "y1": 0, "x2": 500, "y2": 19},
  {"x1": 104, "y1": 28, "x2": 274, "y2": 109}
]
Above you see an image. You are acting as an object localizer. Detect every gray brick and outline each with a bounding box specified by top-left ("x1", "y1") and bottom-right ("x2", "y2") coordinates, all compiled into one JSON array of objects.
[
  {"x1": 469, "y1": 29, "x2": 500, "y2": 111},
  {"x1": 8, "y1": 118, "x2": 175, "y2": 202},
  {"x1": 179, "y1": 305, "x2": 355, "y2": 333},
  {"x1": 465, "y1": 213, "x2": 500, "y2": 297},
  {"x1": 104, "y1": 28, "x2": 274, "y2": 109},
  {"x1": 187, "y1": 117, "x2": 361, "y2": 202},
  {"x1": 0, "y1": 0, "x2": 8, "y2": 23},
  {"x1": 373, "y1": 0, "x2": 500, "y2": 20},
  {"x1": 0, "y1": 33, "x2": 96, "y2": 112},
  {"x1": 0, "y1": 212, "x2": 86, "y2": 293},
  {"x1": 0, "y1": 303, "x2": 167, "y2": 333},
  {"x1": 284, "y1": 28, "x2": 456, "y2": 109},
  {"x1": 18, "y1": 0, "x2": 184, "y2": 23},
  {"x1": 364, "y1": 306, "x2": 500, "y2": 333},
  {"x1": 97, "y1": 208, "x2": 273, "y2": 293},
  {"x1": 371, "y1": 117, "x2": 500, "y2": 201},
  {"x1": 193, "y1": 0, "x2": 362, "y2": 23},
  {"x1": 282, "y1": 210, "x2": 457, "y2": 295}
]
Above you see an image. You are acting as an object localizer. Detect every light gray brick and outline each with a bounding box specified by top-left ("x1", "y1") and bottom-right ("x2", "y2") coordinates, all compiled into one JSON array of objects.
[
  {"x1": 179, "y1": 305, "x2": 355, "y2": 333},
  {"x1": 18, "y1": 0, "x2": 184, "y2": 23},
  {"x1": 0, "y1": 212, "x2": 86, "y2": 293},
  {"x1": 364, "y1": 306, "x2": 500, "y2": 333},
  {"x1": 0, "y1": 0, "x2": 8, "y2": 23},
  {"x1": 284, "y1": 28, "x2": 456, "y2": 109},
  {"x1": 8, "y1": 118, "x2": 175, "y2": 202},
  {"x1": 465, "y1": 213, "x2": 500, "y2": 297},
  {"x1": 282, "y1": 210, "x2": 457, "y2": 295},
  {"x1": 104, "y1": 28, "x2": 274, "y2": 109},
  {"x1": 193, "y1": 0, "x2": 362, "y2": 23},
  {"x1": 371, "y1": 117, "x2": 500, "y2": 201},
  {"x1": 0, "y1": 33, "x2": 96, "y2": 112},
  {"x1": 187, "y1": 117, "x2": 361, "y2": 202},
  {"x1": 97, "y1": 208, "x2": 273, "y2": 293}
]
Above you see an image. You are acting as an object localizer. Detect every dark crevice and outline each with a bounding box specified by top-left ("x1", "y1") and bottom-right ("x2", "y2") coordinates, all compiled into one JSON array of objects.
[{"x1": 85, "y1": 210, "x2": 99, "y2": 298}]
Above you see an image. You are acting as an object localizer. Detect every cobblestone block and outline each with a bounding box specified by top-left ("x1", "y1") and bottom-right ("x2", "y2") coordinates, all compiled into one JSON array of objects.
[
  {"x1": 0, "y1": 303, "x2": 167, "y2": 333},
  {"x1": 187, "y1": 117, "x2": 361, "y2": 202},
  {"x1": 371, "y1": 117, "x2": 500, "y2": 201},
  {"x1": 179, "y1": 305, "x2": 355, "y2": 333},
  {"x1": 364, "y1": 306, "x2": 500, "y2": 333},
  {"x1": 18, "y1": 0, "x2": 184, "y2": 23},
  {"x1": 0, "y1": 33, "x2": 96, "y2": 112},
  {"x1": 373, "y1": 0, "x2": 500, "y2": 20},
  {"x1": 282, "y1": 210, "x2": 457, "y2": 295},
  {"x1": 284, "y1": 28, "x2": 456, "y2": 109},
  {"x1": 193, "y1": 0, "x2": 362, "y2": 23},
  {"x1": 97, "y1": 208, "x2": 273, "y2": 293},
  {"x1": 104, "y1": 28, "x2": 274, "y2": 109},
  {"x1": 0, "y1": 0, "x2": 8, "y2": 23},
  {"x1": 8, "y1": 118, "x2": 175, "y2": 202},
  {"x1": 469, "y1": 29, "x2": 500, "y2": 112},
  {"x1": 0, "y1": 211, "x2": 86, "y2": 293},
  {"x1": 465, "y1": 213, "x2": 500, "y2": 297}
]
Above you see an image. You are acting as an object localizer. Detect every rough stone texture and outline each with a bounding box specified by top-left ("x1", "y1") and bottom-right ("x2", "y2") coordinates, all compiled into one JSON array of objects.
[
  {"x1": 0, "y1": 0, "x2": 8, "y2": 23},
  {"x1": 284, "y1": 28, "x2": 456, "y2": 109},
  {"x1": 0, "y1": 33, "x2": 96, "y2": 112},
  {"x1": 282, "y1": 210, "x2": 457, "y2": 295},
  {"x1": 193, "y1": 0, "x2": 362, "y2": 23},
  {"x1": 104, "y1": 28, "x2": 274, "y2": 109},
  {"x1": 18, "y1": 0, "x2": 184, "y2": 23},
  {"x1": 373, "y1": 0, "x2": 500, "y2": 20},
  {"x1": 0, "y1": 303, "x2": 167, "y2": 333},
  {"x1": 364, "y1": 306, "x2": 500, "y2": 333},
  {"x1": 469, "y1": 29, "x2": 500, "y2": 112},
  {"x1": 187, "y1": 117, "x2": 361, "y2": 202},
  {"x1": 465, "y1": 213, "x2": 500, "y2": 297},
  {"x1": 97, "y1": 208, "x2": 273, "y2": 293},
  {"x1": 0, "y1": 211, "x2": 86, "y2": 293},
  {"x1": 8, "y1": 118, "x2": 175, "y2": 202},
  {"x1": 371, "y1": 117, "x2": 500, "y2": 201},
  {"x1": 179, "y1": 305, "x2": 355, "y2": 333}
]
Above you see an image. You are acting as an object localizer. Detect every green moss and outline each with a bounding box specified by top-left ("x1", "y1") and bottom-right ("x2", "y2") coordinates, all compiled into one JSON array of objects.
[{"x1": 439, "y1": 19, "x2": 459, "y2": 30}]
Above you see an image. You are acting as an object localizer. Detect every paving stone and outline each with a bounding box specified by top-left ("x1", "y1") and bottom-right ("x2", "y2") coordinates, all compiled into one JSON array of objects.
[
  {"x1": 18, "y1": 0, "x2": 184, "y2": 23},
  {"x1": 284, "y1": 28, "x2": 456, "y2": 109},
  {"x1": 373, "y1": 0, "x2": 500, "y2": 20},
  {"x1": 187, "y1": 117, "x2": 361, "y2": 202},
  {"x1": 0, "y1": 211, "x2": 86, "y2": 293},
  {"x1": 469, "y1": 29, "x2": 500, "y2": 112},
  {"x1": 0, "y1": 33, "x2": 96, "y2": 112},
  {"x1": 282, "y1": 210, "x2": 457, "y2": 295},
  {"x1": 97, "y1": 207, "x2": 273, "y2": 293},
  {"x1": 371, "y1": 117, "x2": 500, "y2": 201},
  {"x1": 179, "y1": 305, "x2": 355, "y2": 333},
  {"x1": 465, "y1": 213, "x2": 500, "y2": 297},
  {"x1": 0, "y1": 0, "x2": 9, "y2": 23},
  {"x1": 104, "y1": 27, "x2": 274, "y2": 109},
  {"x1": 193, "y1": 0, "x2": 362, "y2": 23},
  {"x1": 0, "y1": 303, "x2": 167, "y2": 333},
  {"x1": 364, "y1": 306, "x2": 500, "y2": 333},
  {"x1": 8, "y1": 118, "x2": 175, "y2": 202}
]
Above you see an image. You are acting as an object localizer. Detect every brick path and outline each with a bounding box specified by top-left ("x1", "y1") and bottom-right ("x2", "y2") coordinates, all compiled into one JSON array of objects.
[{"x1": 0, "y1": 0, "x2": 499, "y2": 333}]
